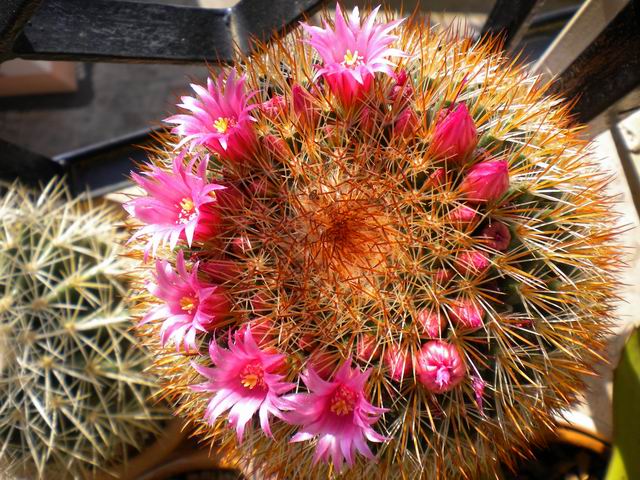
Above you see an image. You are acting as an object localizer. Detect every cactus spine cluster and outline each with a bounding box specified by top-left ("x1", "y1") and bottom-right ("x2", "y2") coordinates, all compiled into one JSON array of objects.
[
  {"x1": 0, "y1": 180, "x2": 165, "y2": 479},
  {"x1": 125, "y1": 6, "x2": 623, "y2": 480}
]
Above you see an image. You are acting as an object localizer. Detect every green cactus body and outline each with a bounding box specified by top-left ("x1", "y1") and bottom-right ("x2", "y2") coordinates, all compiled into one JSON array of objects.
[{"x1": 0, "y1": 181, "x2": 164, "y2": 479}]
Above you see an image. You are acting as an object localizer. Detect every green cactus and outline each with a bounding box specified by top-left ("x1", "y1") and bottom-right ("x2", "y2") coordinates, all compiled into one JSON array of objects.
[{"x1": 0, "y1": 180, "x2": 165, "y2": 479}]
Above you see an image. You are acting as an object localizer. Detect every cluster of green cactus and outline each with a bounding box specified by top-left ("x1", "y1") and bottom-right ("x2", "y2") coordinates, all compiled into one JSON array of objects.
[{"x1": 0, "y1": 180, "x2": 165, "y2": 479}]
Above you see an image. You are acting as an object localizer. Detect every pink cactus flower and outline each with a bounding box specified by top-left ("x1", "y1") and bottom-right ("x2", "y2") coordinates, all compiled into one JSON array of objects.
[
  {"x1": 459, "y1": 159, "x2": 510, "y2": 203},
  {"x1": 416, "y1": 341, "x2": 466, "y2": 393},
  {"x1": 383, "y1": 345, "x2": 412, "y2": 381},
  {"x1": 356, "y1": 334, "x2": 381, "y2": 363},
  {"x1": 302, "y1": 4, "x2": 406, "y2": 106},
  {"x1": 417, "y1": 309, "x2": 446, "y2": 338},
  {"x1": 481, "y1": 221, "x2": 511, "y2": 251},
  {"x1": 286, "y1": 361, "x2": 387, "y2": 470},
  {"x1": 450, "y1": 298, "x2": 485, "y2": 331},
  {"x1": 448, "y1": 204, "x2": 478, "y2": 224},
  {"x1": 191, "y1": 329, "x2": 294, "y2": 441},
  {"x1": 455, "y1": 250, "x2": 491, "y2": 276},
  {"x1": 142, "y1": 251, "x2": 230, "y2": 352},
  {"x1": 431, "y1": 103, "x2": 478, "y2": 164},
  {"x1": 165, "y1": 70, "x2": 258, "y2": 162},
  {"x1": 125, "y1": 154, "x2": 225, "y2": 256}
]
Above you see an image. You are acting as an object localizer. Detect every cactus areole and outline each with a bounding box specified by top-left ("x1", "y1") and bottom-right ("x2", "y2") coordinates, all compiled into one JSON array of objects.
[{"x1": 125, "y1": 4, "x2": 623, "y2": 479}]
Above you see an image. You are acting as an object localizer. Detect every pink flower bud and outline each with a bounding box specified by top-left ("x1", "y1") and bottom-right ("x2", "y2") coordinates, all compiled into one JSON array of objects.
[
  {"x1": 455, "y1": 250, "x2": 490, "y2": 276},
  {"x1": 261, "y1": 95, "x2": 287, "y2": 118},
  {"x1": 417, "y1": 309, "x2": 446, "y2": 338},
  {"x1": 448, "y1": 204, "x2": 478, "y2": 224},
  {"x1": 242, "y1": 316, "x2": 274, "y2": 346},
  {"x1": 356, "y1": 334, "x2": 381, "y2": 362},
  {"x1": 450, "y1": 298, "x2": 485, "y2": 331},
  {"x1": 292, "y1": 84, "x2": 317, "y2": 128},
  {"x1": 472, "y1": 375, "x2": 486, "y2": 413},
  {"x1": 231, "y1": 236, "x2": 252, "y2": 255},
  {"x1": 262, "y1": 134, "x2": 289, "y2": 162},
  {"x1": 390, "y1": 69, "x2": 413, "y2": 104},
  {"x1": 459, "y1": 160, "x2": 509, "y2": 203},
  {"x1": 425, "y1": 167, "x2": 445, "y2": 188},
  {"x1": 200, "y1": 260, "x2": 241, "y2": 283},
  {"x1": 394, "y1": 109, "x2": 419, "y2": 138},
  {"x1": 416, "y1": 341, "x2": 466, "y2": 393},
  {"x1": 431, "y1": 103, "x2": 478, "y2": 164},
  {"x1": 298, "y1": 333, "x2": 317, "y2": 352},
  {"x1": 359, "y1": 106, "x2": 376, "y2": 133},
  {"x1": 434, "y1": 268, "x2": 454, "y2": 284},
  {"x1": 384, "y1": 345, "x2": 412, "y2": 382},
  {"x1": 481, "y1": 221, "x2": 511, "y2": 251},
  {"x1": 309, "y1": 350, "x2": 336, "y2": 380},
  {"x1": 250, "y1": 291, "x2": 270, "y2": 314}
]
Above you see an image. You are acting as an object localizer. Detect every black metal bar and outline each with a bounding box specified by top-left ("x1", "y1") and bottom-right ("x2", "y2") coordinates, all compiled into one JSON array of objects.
[
  {"x1": 552, "y1": 0, "x2": 640, "y2": 126},
  {"x1": 481, "y1": 0, "x2": 542, "y2": 49},
  {"x1": 0, "y1": 0, "x2": 42, "y2": 61},
  {"x1": 6, "y1": 0, "x2": 324, "y2": 64},
  {"x1": 54, "y1": 128, "x2": 159, "y2": 196},
  {"x1": 0, "y1": 138, "x2": 65, "y2": 186}
]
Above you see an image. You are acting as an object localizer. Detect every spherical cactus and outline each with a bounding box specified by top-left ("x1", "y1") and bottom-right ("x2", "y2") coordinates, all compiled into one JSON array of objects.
[
  {"x1": 0, "y1": 180, "x2": 165, "y2": 479},
  {"x1": 124, "y1": 4, "x2": 623, "y2": 479}
]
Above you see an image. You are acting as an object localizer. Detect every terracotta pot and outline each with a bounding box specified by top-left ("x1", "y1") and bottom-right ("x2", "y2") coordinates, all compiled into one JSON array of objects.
[
  {"x1": 135, "y1": 447, "x2": 237, "y2": 480},
  {"x1": 554, "y1": 423, "x2": 610, "y2": 455}
]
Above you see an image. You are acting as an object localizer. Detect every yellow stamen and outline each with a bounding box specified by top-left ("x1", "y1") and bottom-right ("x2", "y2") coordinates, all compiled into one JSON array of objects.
[
  {"x1": 213, "y1": 117, "x2": 230, "y2": 133},
  {"x1": 180, "y1": 197, "x2": 195, "y2": 212},
  {"x1": 241, "y1": 374, "x2": 260, "y2": 389},
  {"x1": 343, "y1": 49, "x2": 362, "y2": 67},
  {"x1": 329, "y1": 385, "x2": 356, "y2": 416},
  {"x1": 179, "y1": 296, "x2": 197, "y2": 313},
  {"x1": 240, "y1": 362, "x2": 265, "y2": 390}
]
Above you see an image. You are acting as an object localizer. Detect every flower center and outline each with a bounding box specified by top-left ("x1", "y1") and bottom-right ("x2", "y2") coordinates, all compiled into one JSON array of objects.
[
  {"x1": 329, "y1": 385, "x2": 357, "y2": 416},
  {"x1": 179, "y1": 295, "x2": 197, "y2": 314},
  {"x1": 435, "y1": 366, "x2": 451, "y2": 388},
  {"x1": 213, "y1": 117, "x2": 231, "y2": 134},
  {"x1": 240, "y1": 362, "x2": 266, "y2": 390},
  {"x1": 342, "y1": 49, "x2": 363, "y2": 68},
  {"x1": 177, "y1": 197, "x2": 198, "y2": 224}
]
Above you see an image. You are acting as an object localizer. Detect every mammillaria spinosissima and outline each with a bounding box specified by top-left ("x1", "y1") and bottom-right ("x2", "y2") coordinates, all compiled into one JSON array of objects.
[
  {"x1": 0, "y1": 180, "x2": 165, "y2": 479},
  {"x1": 124, "y1": 4, "x2": 624, "y2": 479}
]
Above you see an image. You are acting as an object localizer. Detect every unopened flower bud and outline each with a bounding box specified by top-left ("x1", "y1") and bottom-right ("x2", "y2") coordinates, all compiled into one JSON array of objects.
[
  {"x1": 356, "y1": 334, "x2": 381, "y2": 362},
  {"x1": 384, "y1": 345, "x2": 412, "y2": 382},
  {"x1": 450, "y1": 298, "x2": 485, "y2": 331},
  {"x1": 417, "y1": 309, "x2": 446, "y2": 338},
  {"x1": 480, "y1": 221, "x2": 511, "y2": 251},
  {"x1": 455, "y1": 250, "x2": 490, "y2": 276},
  {"x1": 431, "y1": 102, "x2": 478, "y2": 164},
  {"x1": 261, "y1": 95, "x2": 287, "y2": 119},
  {"x1": 292, "y1": 84, "x2": 318, "y2": 128},
  {"x1": 459, "y1": 160, "x2": 509, "y2": 203},
  {"x1": 416, "y1": 340, "x2": 466, "y2": 393},
  {"x1": 394, "y1": 109, "x2": 419, "y2": 138}
]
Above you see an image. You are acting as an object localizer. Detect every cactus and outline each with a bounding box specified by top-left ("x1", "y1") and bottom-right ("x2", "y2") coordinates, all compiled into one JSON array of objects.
[
  {"x1": 124, "y1": 5, "x2": 624, "y2": 479},
  {"x1": 0, "y1": 180, "x2": 165, "y2": 479}
]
